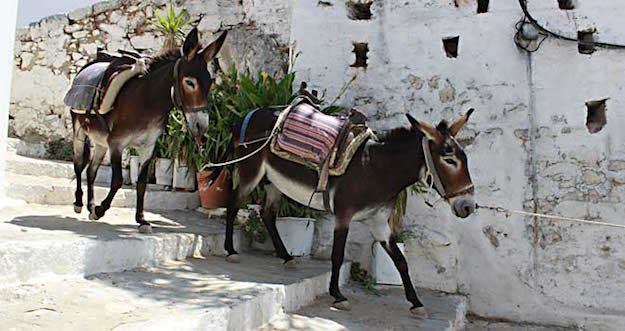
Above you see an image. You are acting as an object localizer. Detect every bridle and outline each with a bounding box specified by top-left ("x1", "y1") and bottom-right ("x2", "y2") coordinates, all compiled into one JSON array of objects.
[
  {"x1": 421, "y1": 136, "x2": 474, "y2": 206},
  {"x1": 170, "y1": 58, "x2": 211, "y2": 113}
]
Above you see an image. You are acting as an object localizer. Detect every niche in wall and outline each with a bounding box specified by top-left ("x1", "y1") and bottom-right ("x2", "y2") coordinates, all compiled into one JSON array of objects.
[
  {"x1": 350, "y1": 42, "x2": 369, "y2": 68},
  {"x1": 443, "y1": 36, "x2": 460, "y2": 58},
  {"x1": 585, "y1": 99, "x2": 608, "y2": 134}
]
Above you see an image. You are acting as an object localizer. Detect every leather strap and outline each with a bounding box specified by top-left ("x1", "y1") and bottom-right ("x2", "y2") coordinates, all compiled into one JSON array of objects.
[{"x1": 422, "y1": 136, "x2": 473, "y2": 200}]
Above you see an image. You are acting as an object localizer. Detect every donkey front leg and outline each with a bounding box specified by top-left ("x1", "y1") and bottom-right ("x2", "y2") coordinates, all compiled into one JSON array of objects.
[
  {"x1": 134, "y1": 145, "x2": 156, "y2": 233},
  {"x1": 380, "y1": 236, "x2": 428, "y2": 318},
  {"x1": 329, "y1": 216, "x2": 351, "y2": 311},
  {"x1": 93, "y1": 146, "x2": 123, "y2": 220},
  {"x1": 261, "y1": 183, "x2": 295, "y2": 268}
]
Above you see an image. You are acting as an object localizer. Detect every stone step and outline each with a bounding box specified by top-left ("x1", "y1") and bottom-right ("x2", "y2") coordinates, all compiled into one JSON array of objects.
[
  {"x1": 0, "y1": 255, "x2": 350, "y2": 331},
  {"x1": 5, "y1": 173, "x2": 199, "y2": 210},
  {"x1": 259, "y1": 286, "x2": 467, "y2": 331},
  {"x1": 0, "y1": 203, "x2": 243, "y2": 287},
  {"x1": 6, "y1": 152, "x2": 126, "y2": 185}
]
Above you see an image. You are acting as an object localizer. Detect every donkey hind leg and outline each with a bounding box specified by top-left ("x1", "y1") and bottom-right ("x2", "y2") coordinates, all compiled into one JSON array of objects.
[
  {"x1": 380, "y1": 237, "x2": 428, "y2": 318},
  {"x1": 134, "y1": 144, "x2": 156, "y2": 234},
  {"x1": 93, "y1": 146, "x2": 123, "y2": 220},
  {"x1": 329, "y1": 216, "x2": 351, "y2": 311},
  {"x1": 72, "y1": 127, "x2": 90, "y2": 214},
  {"x1": 261, "y1": 183, "x2": 295, "y2": 268},
  {"x1": 86, "y1": 145, "x2": 108, "y2": 220}
]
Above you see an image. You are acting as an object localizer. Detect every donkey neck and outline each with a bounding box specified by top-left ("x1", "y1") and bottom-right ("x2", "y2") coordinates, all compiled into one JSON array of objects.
[
  {"x1": 140, "y1": 61, "x2": 177, "y2": 115},
  {"x1": 367, "y1": 130, "x2": 426, "y2": 197}
]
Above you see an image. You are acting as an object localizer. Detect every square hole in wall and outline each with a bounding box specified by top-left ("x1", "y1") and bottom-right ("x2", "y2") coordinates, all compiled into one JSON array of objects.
[
  {"x1": 346, "y1": 0, "x2": 372, "y2": 20},
  {"x1": 350, "y1": 42, "x2": 369, "y2": 68},
  {"x1": 477, "y1": 0, "x2": 489, "y2": 13},
  {"x1": 558, "y1": 0, "x2": 575, "y2": 10},
  {"x1": 578, "y1": 30, "x2": 596, "y2": 54},
  {"x1": 442, "y1": 36, "x2": 460, "y2": 58},
  {"x1": 585, "y1": 99, "x2": 608, "y2": 134}
]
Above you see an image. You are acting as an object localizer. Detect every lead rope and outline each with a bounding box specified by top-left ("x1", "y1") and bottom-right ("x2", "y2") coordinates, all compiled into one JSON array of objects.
[{"x1": 476, "y1": 204, "x2": 625, "y2": 229}]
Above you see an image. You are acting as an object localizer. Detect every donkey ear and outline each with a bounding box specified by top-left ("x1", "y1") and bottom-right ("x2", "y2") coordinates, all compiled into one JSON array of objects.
[
  {"x1": 201, "y1": 31, "x2": 228, "y2": 63},
  {"x1": 406, "y1": 114, "x2": 441, "y2": 141},
  {"x1": 449, "y1": 108, "x2": 474, "y2": 137},
  {"x1": 182, "y1": 28, "x2": 200, "y2": 60}
]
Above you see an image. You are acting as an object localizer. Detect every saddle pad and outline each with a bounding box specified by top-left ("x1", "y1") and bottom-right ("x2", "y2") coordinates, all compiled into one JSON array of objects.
[
  {"x1": 64, "y1": 62, "x2": 109, "y2": 111},
  {"x1": 276, "y1": 103, "x2": 347, "y2": 165}
]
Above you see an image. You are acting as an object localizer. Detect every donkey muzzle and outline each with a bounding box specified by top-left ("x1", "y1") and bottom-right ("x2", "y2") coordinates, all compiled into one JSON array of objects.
[{"x1": 452, "y1": 196, "x2": 476, "y2": 219}]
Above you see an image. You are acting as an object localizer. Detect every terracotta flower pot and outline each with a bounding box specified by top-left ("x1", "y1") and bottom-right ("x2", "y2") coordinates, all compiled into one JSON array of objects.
[{"x1": 196, "y1": 169, "x2": 230, "y2": 208}]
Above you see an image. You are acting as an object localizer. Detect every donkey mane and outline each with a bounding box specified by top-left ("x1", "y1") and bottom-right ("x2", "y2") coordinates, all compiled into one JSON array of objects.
[
  {"x1": 377, "y1": 127, "x2": 415, "y2": 142},
  {"x1": 147, "y1": 49, "x2": 181, "y2": 72}
]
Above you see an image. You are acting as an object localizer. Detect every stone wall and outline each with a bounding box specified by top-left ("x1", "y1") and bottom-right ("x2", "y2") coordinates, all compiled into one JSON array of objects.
[
  {"x1": 10, "y1": 0, "x2": 292, "y2": 144},
  {"x1": 294, "y1": 1, "x2": 625, "y2": 329}
]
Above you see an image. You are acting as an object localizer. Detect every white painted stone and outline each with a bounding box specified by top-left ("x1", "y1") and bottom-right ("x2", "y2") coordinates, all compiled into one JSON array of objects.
[
  {"x1": 68, "y1": 7, "x2": 93, "y2": 21},
  {"x1": 79, "y1": 43, "x2": 98, "y2": 56},
  {"x1": 0, "y1": 0, "x2": 17, "y2": 201},
  {"x1": 371, "y1": 241, "x2": 403, "y2": 286},
  {"x1": 19, "y1": 52, "x2": 33, "y2": 70},
  {"x1": 72, "y1": 30, "x2": 88, "y2": 39},
  {"x1": 129, "y1": 34, "x2": 162, "y2": 50}
]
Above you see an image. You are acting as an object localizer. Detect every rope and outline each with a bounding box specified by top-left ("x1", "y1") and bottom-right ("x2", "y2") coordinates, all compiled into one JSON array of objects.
[
  {"x1": 477, "y1": 204, "x2": 625, "y2": 229},
  {"x1": 199, "y1": 132, "x2": 276, "y2": 170}
]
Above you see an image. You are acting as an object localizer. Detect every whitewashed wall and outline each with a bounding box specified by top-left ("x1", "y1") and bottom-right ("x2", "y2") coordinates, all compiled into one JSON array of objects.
[{"x1": 294, "y1": 1, "x2": 625, "y2": 329}]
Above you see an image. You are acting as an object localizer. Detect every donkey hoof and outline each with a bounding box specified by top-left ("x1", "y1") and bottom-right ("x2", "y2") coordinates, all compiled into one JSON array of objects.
[
  {"x1": 410, "y1": 306, "x2": 429, "y2": 319},
  {"x1": 138, "y1": 224, "x2": 153, "y2": 234},
  {"x1": 332, "y1": 300, "x2": 351, "y2": 311},
  {"x1": 88, "y1": 212, "x2": 99, "y2": 221},
  {"x1": 73, "y1": 205, "x2": 82, "y2": 214},
  {"x1": 284, "y1": 259, "x2": 297, "y2": 270},
  {"x1": 226, "y1": 254, "x2": 241, "y2": 263}
]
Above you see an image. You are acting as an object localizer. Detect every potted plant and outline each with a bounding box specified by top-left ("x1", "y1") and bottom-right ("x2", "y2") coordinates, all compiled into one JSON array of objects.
[
  {"x1": 154, "y1": 135, "x2": 174, "y2": 187},
  {"x1": 129, "y1": 148, "x2": 140, "y2": 185},
  {"x1": 165, "y1": 109, "x2": 197, "y2": 191}
]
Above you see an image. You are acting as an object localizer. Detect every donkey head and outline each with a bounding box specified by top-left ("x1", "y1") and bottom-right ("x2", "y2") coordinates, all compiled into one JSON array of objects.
[
  {"x1": 176, "y1": 28, "x2": 227, "y2": 145},
  {"x1": 406, "y1": 109, "x2": 476, "y2": 218}
]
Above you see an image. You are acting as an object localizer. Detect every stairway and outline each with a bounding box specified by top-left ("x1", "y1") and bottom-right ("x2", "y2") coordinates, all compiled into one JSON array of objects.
[{"x1": 1, "y1": 144, "x2": 468, "y2": 330}]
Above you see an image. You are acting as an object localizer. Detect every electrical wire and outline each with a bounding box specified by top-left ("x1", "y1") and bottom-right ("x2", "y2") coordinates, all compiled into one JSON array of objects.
[{"x1": 516, "y1": 0, "x2": 625, "y2": 52}]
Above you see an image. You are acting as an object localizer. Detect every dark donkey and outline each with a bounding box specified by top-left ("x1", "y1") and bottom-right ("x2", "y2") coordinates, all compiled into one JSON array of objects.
[
  {"x1": 222, "y1": 108, "x2": 476, "y2": 316},
  {"x1": 70, "y1": 28, "x2": 226, "y2": 233}
]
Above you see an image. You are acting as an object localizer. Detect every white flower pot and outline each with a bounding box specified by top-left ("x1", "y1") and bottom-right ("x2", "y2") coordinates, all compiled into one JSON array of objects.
[
  {"x1": 372, "y1": 241, "x2": 405, "y2": 286},
  {"x1": 155, "y1": 158, "x2": 173, "y2": 186},
  {"x1": 129, "y1": 155, "x2": 141, "y2": 185},
  {"x1": 252, "y1": 217, "x2": 315, "y2": 256},
  {"x1": 172, "y1": 158, "x2": 196, "y2": 191}
]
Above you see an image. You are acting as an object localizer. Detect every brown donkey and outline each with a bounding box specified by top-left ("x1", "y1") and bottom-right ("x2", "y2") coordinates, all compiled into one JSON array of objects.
[
  {"x1": 70, "y1": 28, "x2": 226, "y2": 233},
  {"x1": 222, "y1": 108, "x2": 476, "y2": 316}
]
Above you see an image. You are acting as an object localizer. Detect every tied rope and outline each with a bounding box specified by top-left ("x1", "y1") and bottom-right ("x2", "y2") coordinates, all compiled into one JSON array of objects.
[{"x1": 476, "y1": 204, "x2": 625, "y2": 230}]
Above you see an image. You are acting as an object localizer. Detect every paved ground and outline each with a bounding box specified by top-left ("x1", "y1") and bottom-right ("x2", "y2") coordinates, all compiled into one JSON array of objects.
[{"x1": 259, "y1": 286, "x2": 466, "y2": 331}]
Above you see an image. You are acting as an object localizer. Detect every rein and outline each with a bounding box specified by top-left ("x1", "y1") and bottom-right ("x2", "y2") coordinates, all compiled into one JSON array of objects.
[{"x1": 477, "y1": 204, "x2": 625, "y2": 229}]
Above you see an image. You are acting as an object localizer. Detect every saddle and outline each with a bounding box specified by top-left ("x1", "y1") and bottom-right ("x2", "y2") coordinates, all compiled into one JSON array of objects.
[
  {"x1": 270, "y1": 97, "x2": 376, "y2": 211},
  {"x1": 64, "y1": 49, "x2": 148, "y2": 115}
]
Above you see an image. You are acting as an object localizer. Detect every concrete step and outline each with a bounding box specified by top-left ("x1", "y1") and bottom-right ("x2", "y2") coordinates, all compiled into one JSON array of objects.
[
  {"x1": 259, "y1": 286, "x2": 467, "y2": 331},
  {"x1": 0, "y1": 255, "x2": 350, "y2": 331},
  {"x1": 0, "y1": 203, "x2": 243, "y2": 287},
  {"x1": 5, "y1": 173, "x2": 199, "y2": 210}
]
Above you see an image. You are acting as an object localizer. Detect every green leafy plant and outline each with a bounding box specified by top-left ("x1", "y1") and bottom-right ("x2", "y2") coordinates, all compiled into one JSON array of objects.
[
  {"x1": 46, "y1": 139, "x2": 73, "y2": 161},
  {"x1": 151, "y1": 2, "x2": 191, "y2": 51},
  {"x1": 243, "y1": 209, "x2": 268, "y2": 244},
  {"x1": 165, "y1": 108, "x2": 199, "y2": 168},
  {"x1": 350, "y1": 262, "x2": 378, "y2": 295},
  {"x1": 155, "y1": 135, "x2": 171, "y2": 159}
]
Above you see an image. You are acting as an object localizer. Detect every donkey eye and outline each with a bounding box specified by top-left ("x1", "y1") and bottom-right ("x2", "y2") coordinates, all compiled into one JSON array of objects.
[
  {"x1": 444, "y1": 158, "x2": 457, "y2": 167},
  {"x1": 184, "y1": 79, "x2": 196, "y2": 89}
]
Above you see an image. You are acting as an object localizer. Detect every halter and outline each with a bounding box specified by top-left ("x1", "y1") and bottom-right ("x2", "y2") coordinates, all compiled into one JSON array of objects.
[
  {"x1": 421, "y1": 136, "x2": 474, "y2": 206},
  {"x1": 171, "y1": 58, "x2": 211, "y2": 113}
]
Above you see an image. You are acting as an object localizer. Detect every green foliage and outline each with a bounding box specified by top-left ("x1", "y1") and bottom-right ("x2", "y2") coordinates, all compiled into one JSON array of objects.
[
  {"x1": 350, "y1": 262, "x2": 378, "y2": 295},
  {"x1": 46, "y1": 139, "x2": 73, "y2": 161},
  {"x1": 151, "y1": 2, "x2": 191, "y2": 50},
  {"x1": 155, "y1": 135, "x2": 171, "y2": 159},
  {"x1": 391, "y1": 182, "x2": 429, "y2": 231},
  {"x1": 243, "y1": 209, "x2": 268, "y2": 244},
  {"x1": 165, "y1": 108, "x2": 199, "y2": 167}
]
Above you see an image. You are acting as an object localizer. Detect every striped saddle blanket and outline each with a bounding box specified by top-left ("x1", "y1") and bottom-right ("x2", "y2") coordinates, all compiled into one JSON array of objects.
[{"x1": 275, "y1": 103, "x2": 348, "y2": 166}]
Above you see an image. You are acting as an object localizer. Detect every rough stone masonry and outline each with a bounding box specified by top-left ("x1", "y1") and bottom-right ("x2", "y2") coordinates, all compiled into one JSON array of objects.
[{"x1": 9, "y1": 0, "x2": 625, "y2": 329}]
